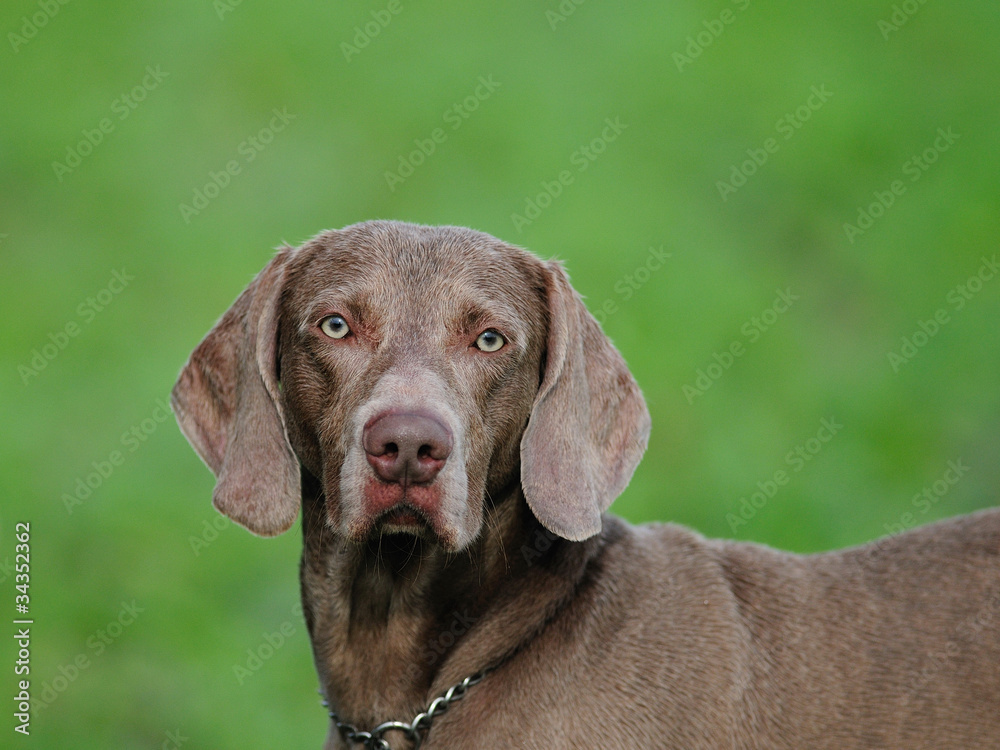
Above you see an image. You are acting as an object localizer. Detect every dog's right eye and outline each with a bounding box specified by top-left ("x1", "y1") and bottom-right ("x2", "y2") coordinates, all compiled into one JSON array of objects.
[
  {"x1": 319, "y1": 315, "x2": 351, "y2": 339},
  {"x1": 474, "y1": 329, "x2": 505, "y2": 352}
]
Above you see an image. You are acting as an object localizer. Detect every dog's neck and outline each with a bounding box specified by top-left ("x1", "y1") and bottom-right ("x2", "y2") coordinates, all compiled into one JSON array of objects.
[{"x1": 299, "y1": 470, "x2": 600, "y2": 734}]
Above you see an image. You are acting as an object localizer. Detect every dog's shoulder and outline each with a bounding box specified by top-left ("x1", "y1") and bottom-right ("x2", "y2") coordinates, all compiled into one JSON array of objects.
[{"x1": 591, "y1": 515, "x2": 754, "y2": 621}]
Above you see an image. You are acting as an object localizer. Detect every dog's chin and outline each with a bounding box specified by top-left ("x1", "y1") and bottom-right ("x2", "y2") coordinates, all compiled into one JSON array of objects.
[
  {"x1": 376, "y1": 505, "x2": 434, "y2": 538},
  {"x1": 341, "y1": 469, "x2": 473, "y2": 550},
  {"x1": 345, "y1": 504, "x2": 462, "y2": 552}
]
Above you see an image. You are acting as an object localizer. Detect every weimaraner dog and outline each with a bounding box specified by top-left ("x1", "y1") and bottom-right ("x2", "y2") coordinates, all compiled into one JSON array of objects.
[{"x1": 173, "y1": 221, "x2": 1000, "y2": 749}]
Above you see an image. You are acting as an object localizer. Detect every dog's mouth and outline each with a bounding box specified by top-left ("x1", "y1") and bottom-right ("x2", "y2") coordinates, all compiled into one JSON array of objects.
[
  {"x1": 375, "y1": 503, "x2": 432, "y2": 535},
  {"x1": 347, "y1": 472, "x2": 463, "y2": 551}
]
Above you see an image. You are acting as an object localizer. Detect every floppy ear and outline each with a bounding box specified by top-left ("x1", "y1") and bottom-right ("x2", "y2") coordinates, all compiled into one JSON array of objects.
[
  {"x1": 171, "y1": 247, "x2": 300, "y2": 537},
  {"x1": 520, "y1": 261, "x2": 651, "y2": 541}
]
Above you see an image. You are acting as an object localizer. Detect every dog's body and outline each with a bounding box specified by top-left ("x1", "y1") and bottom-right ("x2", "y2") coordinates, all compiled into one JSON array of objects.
[{"x1": 174, "y1": 221, "x2": 1000, "y2": 749}]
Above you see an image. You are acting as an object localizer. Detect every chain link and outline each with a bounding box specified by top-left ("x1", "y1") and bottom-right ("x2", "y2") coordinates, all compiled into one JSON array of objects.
[{"x1": 321, "y1": 669, "x2": 491, "y2": 750}]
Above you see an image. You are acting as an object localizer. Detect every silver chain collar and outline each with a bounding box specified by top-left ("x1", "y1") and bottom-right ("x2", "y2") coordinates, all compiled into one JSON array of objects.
[{"x1": 321, "y1": 668, "x2": 491, "y2": 750}]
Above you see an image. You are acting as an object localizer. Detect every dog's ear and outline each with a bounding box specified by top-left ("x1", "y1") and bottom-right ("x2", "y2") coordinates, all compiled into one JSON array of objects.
[
  {"x1": 521, "y1": 261, "x2": 651, "y2": 541},
  {"x1": 171, "y1": 247, "x2": 300, "y2": 537}
]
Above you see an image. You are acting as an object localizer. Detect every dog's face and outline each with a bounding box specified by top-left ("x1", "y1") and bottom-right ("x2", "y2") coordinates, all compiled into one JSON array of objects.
[
  {"x1": 172, "y1": 221, "x2": 650, "y2": 551},
  {"x1": 278, "y1": 224, "x2": 546, "y2": 550}
]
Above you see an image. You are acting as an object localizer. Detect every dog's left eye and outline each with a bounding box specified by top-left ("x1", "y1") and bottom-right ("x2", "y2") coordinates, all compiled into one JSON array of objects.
[
  {"x1": 319, "y1": 315, "x2": 351, "y2": 339},
  {"x1": 474, "y1": 330, "x2": 505, "y2": 352}
]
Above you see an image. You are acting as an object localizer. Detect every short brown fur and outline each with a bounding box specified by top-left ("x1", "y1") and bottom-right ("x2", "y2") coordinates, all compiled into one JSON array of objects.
[{"x1": 173, "y1": 221, "x2": 1000, "y2": 749}]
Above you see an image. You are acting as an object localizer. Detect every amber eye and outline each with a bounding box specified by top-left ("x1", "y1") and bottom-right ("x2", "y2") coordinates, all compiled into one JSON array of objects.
[
  {"x1": 474, "y1": 329, "x2": 505, "y2": 352},
  {"x1": 319, "y1": 315, "x2": 350, "y2": 339}
]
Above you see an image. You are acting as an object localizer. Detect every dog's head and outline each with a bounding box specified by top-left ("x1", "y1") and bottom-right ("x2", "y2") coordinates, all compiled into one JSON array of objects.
[{"x1": 172, "y1": 221, "x2": 650, "y2": 551}]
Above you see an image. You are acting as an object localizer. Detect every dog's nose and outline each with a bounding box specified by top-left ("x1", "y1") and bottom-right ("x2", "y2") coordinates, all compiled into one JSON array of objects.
[{"x1": 363, "y1": 412, "x2": 453, "y2": 485}]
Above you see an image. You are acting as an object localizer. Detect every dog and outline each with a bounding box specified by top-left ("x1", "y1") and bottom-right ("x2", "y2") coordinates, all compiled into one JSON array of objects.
[{"x1": 173, "y1": 221, "x2": 1000, "y2": 749}]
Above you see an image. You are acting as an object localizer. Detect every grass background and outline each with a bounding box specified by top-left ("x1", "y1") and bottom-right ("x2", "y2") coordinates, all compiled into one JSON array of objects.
[{"x1": 2, "y1": 0, "x2": 998, "y2": 746}]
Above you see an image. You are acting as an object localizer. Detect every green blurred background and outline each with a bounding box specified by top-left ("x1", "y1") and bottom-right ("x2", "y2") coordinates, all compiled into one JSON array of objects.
[{"x1": 2, "y1": 0, "x2": 998, "y2": 746}]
